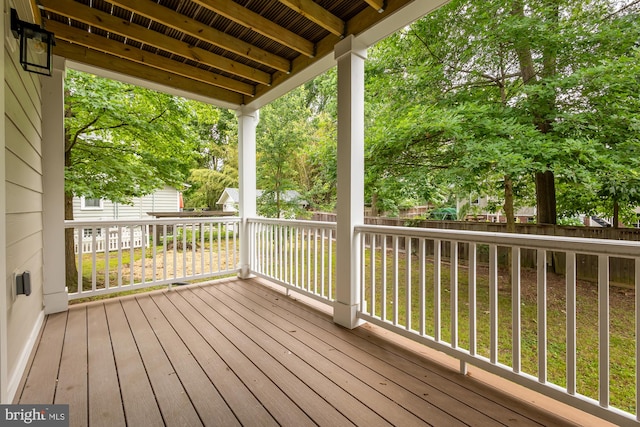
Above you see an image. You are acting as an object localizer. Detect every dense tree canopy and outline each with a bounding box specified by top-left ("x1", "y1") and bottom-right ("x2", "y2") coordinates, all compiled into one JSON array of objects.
[
  {"x1": 365, "y1": 0, "x2": 640, "y2": 226},
  {"x1": 183, "y1": 107, "x2": 238, "y2": 210},
  {"x1": 64, "y1": 69, "x2": 201, "y2": 286},
  {"x1": 256, "y1": 87, "x2": 311, "y2": 218},
  {"x1": 65, "y1": 0, "x2": 640, "y2": 233},
  {"x1": 65, "y1": 70, "x2": 199, "y2": 207}
]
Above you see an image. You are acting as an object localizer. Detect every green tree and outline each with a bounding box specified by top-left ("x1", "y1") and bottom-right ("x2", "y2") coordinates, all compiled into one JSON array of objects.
[
  {"x1": 257, "y1": 86, "x2": 311, "y2": 218},
  {"x1": 65, "y1": 70, "x2": 198, "y2": 287},
  {"x1": 365, "y1": 0, "x2": 640, "y2": 228},
  {"x1": 301, "y1": 70, "x2": 340, "y2": 212},
  {"x1": 183, "y1": 106, "x2": 238, "y2": 209},
  {"x1": 555, "y1": 45, "x2": 640, "y2": 226}
]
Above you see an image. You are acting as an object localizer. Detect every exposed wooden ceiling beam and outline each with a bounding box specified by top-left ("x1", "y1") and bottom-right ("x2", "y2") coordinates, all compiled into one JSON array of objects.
[
  {"x1": 254, "y1": 0, "x2": 413, "y2": 102},
  {"x1": 107, "y1": 0, "x2": 291, "y2": 73},
  {"x1": 40, "y1": 0, "x2": 271, "y2": 86},
  {"x1": 190, "y1": 0, "x2": 315, "y2": 57},
  {"x1": 364, "y1": 0, "x2": 386, "y2": 13},
  {"x1": 29, "y1": 0, "x2": 41, "y2": 25},
  {"x1": 54, "y1": 40, "x2": 244, "y2": 105},
  {"x1": 277, "y1": 0, "x2": 344, "y2": 37},
  {"x1": 49, "y1": 22, "x2": 255, "y2": 97}
]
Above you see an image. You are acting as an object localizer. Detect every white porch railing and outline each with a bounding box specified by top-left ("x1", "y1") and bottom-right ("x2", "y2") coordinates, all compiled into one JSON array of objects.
[
  {"x1": 63, "y1": 214, "x2": 640, "y2": 424},
  {"x1": 248, "y1": 218, "x2": 336, "y2": 306},
  {"x1": 65, "y1": 217, "x2": 240, "y2": 300},
  {"x1": 355, "y1": 224, "x2": 640, "y2": 426}
]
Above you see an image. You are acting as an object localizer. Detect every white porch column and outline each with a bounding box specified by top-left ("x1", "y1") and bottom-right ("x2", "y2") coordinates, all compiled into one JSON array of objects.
[
  {"x1": 42, "y1": 56, "x2": 68, "y2": 314},
  {"x1": 237, "y1": 107, "x2": 259, "y2": 279},
  {"x1": 334, "y1": 35, "x2": 366, "y2": 329}
]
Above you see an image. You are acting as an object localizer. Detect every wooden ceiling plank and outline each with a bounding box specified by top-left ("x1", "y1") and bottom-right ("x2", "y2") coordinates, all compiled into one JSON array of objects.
[
  {"x1": 364, "y1": 0, "x2": 386, "y2": 13},
  {"x1": 107, "y1": 0, "x2": 291, "y2": 73},
  {"x1": 40, "y1": 0, "x2": 272, "y2": 85},
  {"x1": 277, "y1": 0, "x2": 344, "y2": 37},
  {"x1": 191, "y1": 0, "x2": 315, "y2": 57},
  {"x1": 55, "y1": 40, "x2": 244, "y2": 105},
  {"x1": 49, "y1": 22, "x2": 256, "y2": 96},
  {"x1": 256, "y1": 0, "x2": 416, "y2": 100}
]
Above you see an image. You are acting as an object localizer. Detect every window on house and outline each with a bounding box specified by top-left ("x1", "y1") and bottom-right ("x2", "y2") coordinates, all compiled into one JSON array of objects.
[
  {"x1": 82, "y1": 228, "x2": 103, "y2": 238},
  {"x1": 81, "y1": 197, "x2": 103, "y2": 210}
]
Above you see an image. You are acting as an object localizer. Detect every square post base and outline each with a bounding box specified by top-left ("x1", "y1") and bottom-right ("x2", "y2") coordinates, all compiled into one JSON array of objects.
[{"x1": 333, "y1": 301, "x2": 365, "y2": 329}]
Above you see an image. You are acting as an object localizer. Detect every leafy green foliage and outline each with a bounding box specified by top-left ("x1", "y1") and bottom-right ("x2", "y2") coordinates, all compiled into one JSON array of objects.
[
  {"x1": 257, "y1": 86, "x2": 313, "y2": 217},
  {"x1": 183, "y1": 107, "x2": 238, "y2": 209},
  {"x1": 364, "y1": 0, "x2": 640, "y2": 225},
  {"x1": 65, "y1": 70, "x2": 199, "y2": 206}
]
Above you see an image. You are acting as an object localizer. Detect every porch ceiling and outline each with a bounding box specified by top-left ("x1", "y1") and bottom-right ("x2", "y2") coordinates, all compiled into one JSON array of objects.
[{"x1": 36, "y1": 0, "x2": 439, "y2": 109}]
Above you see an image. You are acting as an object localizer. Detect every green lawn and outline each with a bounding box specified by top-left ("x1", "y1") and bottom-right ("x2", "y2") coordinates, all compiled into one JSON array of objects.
[
  {"x1": 362, "y1": 243, "x2": 636, "y2": 415},
  {"x1": 71, "y1": 237, "x2": 239, "y2": 292}
]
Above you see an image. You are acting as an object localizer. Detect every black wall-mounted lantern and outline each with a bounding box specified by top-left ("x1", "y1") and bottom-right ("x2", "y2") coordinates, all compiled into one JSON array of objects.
[{"x1": 10, "y1": 8, "x2": 55, "y2": 77}]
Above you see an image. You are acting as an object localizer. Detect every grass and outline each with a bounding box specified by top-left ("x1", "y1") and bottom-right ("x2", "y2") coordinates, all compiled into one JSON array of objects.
[
  {"x1": 70, "y1": 236, "x2": 239, "y2": 296},
  {"x1": 362, "y1": 242, "x2": 636, "y2": 415}
]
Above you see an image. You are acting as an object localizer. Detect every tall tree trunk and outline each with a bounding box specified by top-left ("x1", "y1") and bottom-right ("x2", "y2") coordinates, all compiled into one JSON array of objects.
[
  {"x1": 613, "y1": 200, "x2": 620, "y2": 229},
  {"x1": 371, "y1": 192, "x2": 379, "y2": 217},
  {"x1": 511, "y1": 0, "x2": 558, "y2": 225},
  {"x1": 504, "y1": 175, "x2": 516, "y2": 233},
  {"x1": 64, "y1": 150, "x2": 78, "y2": 290},
  {"x1": 535, "y1": 170, "x2": 557, "y2": 224}
]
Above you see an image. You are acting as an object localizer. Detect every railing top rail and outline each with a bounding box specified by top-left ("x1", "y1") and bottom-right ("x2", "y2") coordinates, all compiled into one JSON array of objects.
[
  {"x1": 65, "y1": 217, "x2": 241, "y2": 228},
  {"x1": 248, "y1": 217, "x2": 337, "y2": 230},
  {"x1": 356, "y1": 224, "x2": 640, "y2": 258}
]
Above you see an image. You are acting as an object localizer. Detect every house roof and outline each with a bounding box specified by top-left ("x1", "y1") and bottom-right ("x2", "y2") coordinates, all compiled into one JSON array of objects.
[
  {"x1": 217, "y1": 187, "x2": 240, "y2": 205},
  {"x1": 216, "y1": 187, "x2": 306, "y2": 205},
  {"x1": 37, "y1": 0, "x2": 448, "y2": 109}
]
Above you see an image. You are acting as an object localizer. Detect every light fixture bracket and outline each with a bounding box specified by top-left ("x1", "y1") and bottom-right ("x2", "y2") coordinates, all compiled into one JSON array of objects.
[{"x1": 10, "y1": 8, "x2": 55, "y2": 77}]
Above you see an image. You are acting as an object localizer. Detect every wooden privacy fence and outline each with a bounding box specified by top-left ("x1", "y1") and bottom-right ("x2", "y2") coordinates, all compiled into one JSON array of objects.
[{"x1": 311, "y1": 213, "x2": 640, "y2": 286}]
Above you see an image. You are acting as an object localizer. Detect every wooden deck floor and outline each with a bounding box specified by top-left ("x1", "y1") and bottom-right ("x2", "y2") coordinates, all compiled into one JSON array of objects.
[{"x1": 16, "y1": 278, "x2": 602, "y2": 426}]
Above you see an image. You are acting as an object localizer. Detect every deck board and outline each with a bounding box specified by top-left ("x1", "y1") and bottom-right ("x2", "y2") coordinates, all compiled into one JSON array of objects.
[
  {"x1": 54, "y1": 307, "x2": 88, "y2": 427},
  {"x1": 164, "y1": 290, "x2": 315, "y2": 426},
  {"x1": 192, "y1": 285, "x2": 400, "y2": 426},
  {"x1": 178, "y1": 288, "x2": 350, "y2": 426},
  {"x1": 103, "y1": 300, "x2": 164, "y2": 427},
  {"x1": 120, "y1": 298, "x2": 203, "y2": 426},
  {"x1": 232, "y1": 279, "x2": 549, "y2": 426},
  {"x1": 87, "y1": 304, "x2": 125, "y2": 427},
  {"x1": 16, "y1": 278, "x2": 596, "y2": 427},
  {"x1": 19, "y1": 312, "x2": 66, "y2": 404},
  {"x1": 150, "y1": 292, "x2": 278, "y2": 426},
  {"x1": 135, "y1": 295, "x2": 240, "y2": 426},
  {"x1": 200, "y1": 285, "x2": 448, "y2": 426},
  {"x1": 216, "y1": 282, "x2": 480, "y2": 426}
]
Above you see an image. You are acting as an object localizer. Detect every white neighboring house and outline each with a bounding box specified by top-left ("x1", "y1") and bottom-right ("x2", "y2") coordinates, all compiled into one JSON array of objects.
[
  {"x1": 216, "y1": 187, "x2": 307, "y2": 213},
  {"x1": 72, "y1": 186, "x2": 182, "y2": 254},
  {"x1": 73, "y1": 185, "x2": 181, "y2": 220}
]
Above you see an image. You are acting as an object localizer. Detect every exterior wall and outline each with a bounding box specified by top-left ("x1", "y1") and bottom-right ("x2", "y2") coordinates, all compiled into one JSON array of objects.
[
  {"x1": 216, "y1": 188, "x2": 239, "y2": 212},
  {"x1": 72, "y1": 186, "x2": 179, "y2": 220},
  {"x1": 3, "y1": 1, "x2": 46, "y2": 402}
]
